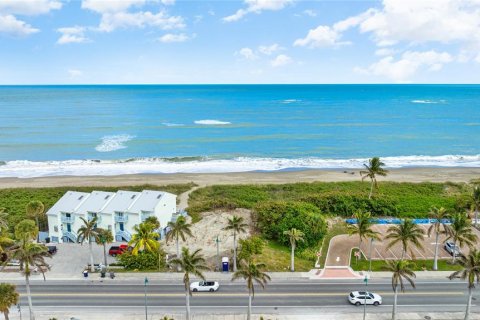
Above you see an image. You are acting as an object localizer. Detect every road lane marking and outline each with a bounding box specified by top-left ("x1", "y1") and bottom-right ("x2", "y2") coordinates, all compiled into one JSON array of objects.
[{"x1": 24, "y1": 291, "x2": 465, "y2": 298}]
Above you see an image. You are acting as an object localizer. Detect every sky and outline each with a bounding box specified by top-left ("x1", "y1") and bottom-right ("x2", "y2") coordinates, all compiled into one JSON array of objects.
[{"x1": 1, "y1": 0, "x2": 480, "y2": 84}]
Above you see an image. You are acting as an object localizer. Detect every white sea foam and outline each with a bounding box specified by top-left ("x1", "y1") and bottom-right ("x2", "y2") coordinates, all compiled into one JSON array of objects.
[
  {"x1": 0, "y1": 154, "x2": 479, "y2": 178},
  {"x1": 194, "y1": 120, "x2": 231, "y2": 125},
  {"x1": 95, "y1": 134, "x2": 135, "y2": 152},
  {"x1": 411, "y1": 99, "x2": 446, "y2": 104},
  {"x1": 161, "y1": 123, "x2": 184, "y2": 127},
  {"x1": 281, "y1": 99, "x2": 301, "y2": 104}
]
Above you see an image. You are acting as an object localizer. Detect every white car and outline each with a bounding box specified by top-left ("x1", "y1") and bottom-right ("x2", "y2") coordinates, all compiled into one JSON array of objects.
[
  {"x1": 348, "y1": 291, "x2": 382, "y2": 306},
  {"x1": 190, "y1": 281, "x2": 220, "y2": 292}
]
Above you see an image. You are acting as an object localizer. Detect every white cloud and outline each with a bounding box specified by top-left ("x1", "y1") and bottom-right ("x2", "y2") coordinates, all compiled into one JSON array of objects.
[
  {"x1": 161, "y1": 0, "x2": 176, "y2": 5},
  {"x1": 158, "y1": 33, "x2": 189, "y2": 43},
  {"x1": 238, "y1": 47, "x2": 258, "y2": 60},
  {"x1": 303, "y1": 9, "x2": 317, "y2": 17},
  {"x1": 68, "y1": 69, "x2": 83, "y2": 78},
  {"x1": 223, "y1": 0, "x2": 293, "y2": 22},
  {"x1": 98, "y1": 11, "x2": 185, "y2": 32},
  {"x1": 57, "y1": 26, "x2": 90, "y2": 44},
  {"x1": 81, "y1": 0, "x2": 145, "y2": 13},
  {"x1": 270, "y1": 54, "x2": 292, "y2": 67},
  {"x1": 358, "y1": 50, "x2": 453, "y2": 82},
  {"x1": 294, "y1": 25, "x2": 348, "y2": 48},
  {"x1": 0, "y1": 0, "x2": 62, "y2": 15},
  {"x1": 258, "y1": 43, "x2": 281, "y2": 55},
  {"x1": 0, "y1": 14, "x2": 38, "y2": 36},
  {"x1": 375, "y1": 48, "x2": 395, "y2": 56}
]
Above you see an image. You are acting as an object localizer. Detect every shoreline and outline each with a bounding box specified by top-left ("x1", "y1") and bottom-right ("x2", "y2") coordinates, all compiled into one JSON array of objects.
[{"x1": 0, "y1": 167, "x2": 479, "y2": 189}]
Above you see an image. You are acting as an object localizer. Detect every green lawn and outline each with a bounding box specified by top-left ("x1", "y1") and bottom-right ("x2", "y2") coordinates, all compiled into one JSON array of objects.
[
  {"x1": 350, "y1": 249, "x2": 462, "y2": 272},
  {"x1": 256, "y1": 240, "x2": 315, "y2": 272}
]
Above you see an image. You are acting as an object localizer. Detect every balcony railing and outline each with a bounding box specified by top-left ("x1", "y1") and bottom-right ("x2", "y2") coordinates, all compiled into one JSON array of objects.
[
  {"x1": 61, "y1": 216, "x2": 75, "y2": 224},
  {"x1": 62, "y1": 231, "x2": 77, "y2": 243},
  {"x1": 115, "y1": 230, "x2": 132, "y2": 242},
  {"x1": 114, "y1": 215, "x2": 128, "y2": 223}
]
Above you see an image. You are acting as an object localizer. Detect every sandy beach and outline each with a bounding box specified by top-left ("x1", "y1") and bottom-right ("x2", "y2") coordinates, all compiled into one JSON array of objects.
[{"x1": 0, "y1": 167, "x2": 479, "y2": 189}]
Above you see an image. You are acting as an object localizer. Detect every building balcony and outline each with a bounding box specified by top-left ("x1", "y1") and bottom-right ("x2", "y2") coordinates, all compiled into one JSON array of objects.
[
  {"x1": 114, "y1": 215, "x2": 128, "y2": 223},
  {"x1": 61, "y1": 216, "x2": 75, "y2": 224}
]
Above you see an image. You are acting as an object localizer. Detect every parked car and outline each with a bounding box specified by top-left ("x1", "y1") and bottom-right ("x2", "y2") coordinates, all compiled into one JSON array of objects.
[
  {"x1": 348, "y1": 291, "x2": 382, "y2": 306},
  {"x1": 190, "y1": 281, "x2": 220, "y2": 292},
  {"x1": 46, "y1": 245, "x2": 57, "y2": 255},
  {"x1": 108, "y1": 244, "x2": 129, "y2": 257},
  {"x1": 444, "y1": 241, "x2": 461, "y2": 256}
]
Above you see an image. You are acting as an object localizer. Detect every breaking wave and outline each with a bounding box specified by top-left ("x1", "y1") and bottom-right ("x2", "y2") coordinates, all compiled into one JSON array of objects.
[
  {"x1": 95, "y1": 134, "x2": 135, "y2": 152},
  {"x1": 194, "y1": 120, "x2": 231, "y2": 125},
  {"x1": 0, "y1": 154, "x2": 478, "y2": 178},
  {"x1": 411, "y1": 99, "x2": 446, "y2": 104}
]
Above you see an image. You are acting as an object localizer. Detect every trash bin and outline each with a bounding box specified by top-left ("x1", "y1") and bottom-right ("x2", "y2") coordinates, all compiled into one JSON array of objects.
[
  {"x1": 222, "y1": 257, "x2": 229, "y2": 272},
  {"x1": 45, "y1": 237, "x2": 50, "y2": 244},
  {"x1": 101, "y1": 271, "x2": 106, "y2": 278},
  {"x1": 109, "y1": 272, "x2": 115, "y2": 279},
  {"x1": 83, "y1": 270, "x2": 88, "y2": 278}
]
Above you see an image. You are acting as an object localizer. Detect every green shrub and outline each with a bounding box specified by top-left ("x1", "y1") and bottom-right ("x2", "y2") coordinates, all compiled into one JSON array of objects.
[
  {"x1": 238, "y1": 236, "x2": 265, "y2": 262},
  {"x1": 254, "y1": 201, "x2": 327, "y2": 249},
  {"x1": 118, "y1": 250, "x2": 166, "y2": 271}
]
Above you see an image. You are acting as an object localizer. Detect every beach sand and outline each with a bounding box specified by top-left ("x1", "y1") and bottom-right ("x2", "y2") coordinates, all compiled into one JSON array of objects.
[{"x1": 0, "y1": 167, "x2": 479, "y2": 189}]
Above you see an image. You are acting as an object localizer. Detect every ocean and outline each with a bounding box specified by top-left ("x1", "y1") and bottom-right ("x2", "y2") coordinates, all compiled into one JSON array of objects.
[{"x1": 0, "y1": 84, "x2": 479, "y2": 178}]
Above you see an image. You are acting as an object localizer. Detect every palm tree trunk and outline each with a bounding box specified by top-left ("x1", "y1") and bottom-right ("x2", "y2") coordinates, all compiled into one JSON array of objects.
[
  {"x1": 392, "y1": 286, "x2": 398, "y2": 320},
  {"x1": 185, "y1": 286, "x2": 191, "y2": 320},
  {"x1": 25, "y1": 273, "x2": 35, "y2": 320},
  {"x1": 176, "y1": 237, "x2": 181, "y2": 272},
  {"x1": 103, "y1": 242, "x2": 107, "y2": 268},
  {"x1": 465, "y1": 286, "x2": 472, "y2": 320},
  {"x1": 290, "y1": 242, "x2": 295, "y2": 272},
  {"x1": 35, "y1": 216, "x2": 40, "y2": 243},
  {"x1": 433, "y1": 231, "x2": 439, "y2": 271},
  {"x1": 247, "y1": 289, "x2": 252, "y2": 320},
  {"x1": 475, "y1": 210, "x2": 478, "y2": 228},
  {"x1": 233, "y1": 231, "x2": 237, "y2": 272},
  {"x1": 89, "y1": 239, "x2": 94, "y2": 272},
  {"x1": 3, "y1": 310, "x2": 9, "y2": 320},
  {"x1": 359, "y1": 238, "x2": 362, "y2": 260},
  {"x1": 453, "y1": 241, "x2": 457, "y2": 264},
  {"x1": 369, "y1": 180, "x2": 374, "y2": 199}
]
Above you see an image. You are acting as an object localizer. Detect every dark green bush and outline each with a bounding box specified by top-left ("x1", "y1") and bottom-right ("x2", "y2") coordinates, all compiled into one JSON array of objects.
[
  {"x1": 238, "y1": 236, "x2": 265, "y2": 262},
  {"x1": 254, "y1": 201, "x2": 327, "y2": 249},
  {"x1": 118, "y1": 250, "x2": 166, "y2": 271}
]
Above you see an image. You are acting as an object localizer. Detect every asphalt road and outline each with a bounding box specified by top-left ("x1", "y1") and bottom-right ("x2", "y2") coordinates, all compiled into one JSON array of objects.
[{"x1": 12, "y1": 279, "x2": 479, "y2": 313}]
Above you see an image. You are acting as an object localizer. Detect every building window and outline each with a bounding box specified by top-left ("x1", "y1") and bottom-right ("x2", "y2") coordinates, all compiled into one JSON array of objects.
[{"x1": 54, "y1": 226, "x2": 58, "y2": 232}]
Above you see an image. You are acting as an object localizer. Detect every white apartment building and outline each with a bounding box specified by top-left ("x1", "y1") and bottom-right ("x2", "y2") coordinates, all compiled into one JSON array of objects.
[{"x1": 47, "y1": 190, "x2": 177, "y2": 243}]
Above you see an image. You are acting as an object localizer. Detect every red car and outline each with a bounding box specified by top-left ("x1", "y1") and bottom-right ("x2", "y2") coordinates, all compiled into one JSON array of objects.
[{"x1": 108, "y1": 244, "x2": 129, "y2": 257}]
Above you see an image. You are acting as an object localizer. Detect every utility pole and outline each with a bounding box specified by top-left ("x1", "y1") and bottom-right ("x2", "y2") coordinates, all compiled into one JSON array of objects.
[
  {"x1": 368, "y1": 238, "x2": 374, "y2": 275},
  {"x1": 363, "y1": 275, "x2": 368, "y2": 320},
  {"x1": 215, "y1": 235, "x2": 221, "y2": 272},
  {"x1": 144, "y1": 277, "x2": 148, "y2": 320}
]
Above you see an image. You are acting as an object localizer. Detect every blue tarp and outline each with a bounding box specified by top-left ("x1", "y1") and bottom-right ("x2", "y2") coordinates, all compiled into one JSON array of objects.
[{"x1": 345, "y1": 218, "x2": 452, "y2": 224}]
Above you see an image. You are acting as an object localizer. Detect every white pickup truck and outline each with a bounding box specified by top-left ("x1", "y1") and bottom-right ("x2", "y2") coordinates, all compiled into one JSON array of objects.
[{"x1": 190, "y1": 281, "x2": 220, "y2": 292}]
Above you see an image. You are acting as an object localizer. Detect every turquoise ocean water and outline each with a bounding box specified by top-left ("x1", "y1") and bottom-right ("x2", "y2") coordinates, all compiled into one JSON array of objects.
[{"x1": 0, "y1": 85, "x2": 478, "y2": 177}]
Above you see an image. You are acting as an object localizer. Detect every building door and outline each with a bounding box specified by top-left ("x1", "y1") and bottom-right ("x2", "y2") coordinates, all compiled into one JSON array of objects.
[
  {"x1": 67, "y1": 224, "x2": 71, "y2": 232},
  {"x1": 119, "y1": 222, "x2": 124, "y2": 231}
]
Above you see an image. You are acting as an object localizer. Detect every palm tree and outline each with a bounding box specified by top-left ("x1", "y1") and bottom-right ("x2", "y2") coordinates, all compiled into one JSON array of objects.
[
  {"x1": 0, "y1": 229, "x2": 14, "y2": 257},
  {"x1": 128, "y1": 222, "x2": 159, "y2": 255},
  {"x1": 386, "y1": 259, "x2": 416, "y2": 320},
  {"x1": 77, "y1": 217, "x2": 100, "y2": 272},
  {"x1": 385, "y1": 219, "x2": 424, "y2": 259},
  {"x1": 96, "y1": 228, "x2": 113, "y2": 268},
  {"x1": 447, "y1": 212, "x2": 477, "y2": 263},
  {"x1": 14, "y1": 220, "x2": 38, "y2": 242},
  {"x1": 347, "y1": 211, "x2": 380, "y2": 258},
  {"x1": 4, "y1": 240, "x2": 50, "y2": 320},
  {"x1": 223, "y1": 215, "x2": 248, "y2": 272},
  {"x1": 283, "y1": 228, "x2": 304, "y2": 272},
  {"x1": 170, "y1": 247, "x2": 209, "y2": 320},
  {"x1": 0, "y1": 282, "x2": 19, "y2": 320},
  {"x1": 166, "y1": 216, "x2": 193, "y2": 270},
  {"x1": 26, "y1": 201, "x2": 45, "y2": 243},
  {"x1": 232, "y1": 259, "x2": 271, "y2": 320},
  {"x1": 360, "y1": 157, "x2": 389, "y2": 199},
  {"x1": 427, "y1": 207, "x2": 451, "y2": 271},
  {"x1": 449, "y1": 249, "x2": 480, "y2": 320},
  {"x1": 472, "y1": 186, "x2": 480, "y2": 227},
  {"x1": 144, "y1": 216, "x2": 160, "y2": 230}
]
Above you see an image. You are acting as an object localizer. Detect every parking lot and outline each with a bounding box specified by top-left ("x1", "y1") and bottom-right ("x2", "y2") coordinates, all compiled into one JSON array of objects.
[{"x1": 358, "y1": 224, "x2": 480, "y2": 260}]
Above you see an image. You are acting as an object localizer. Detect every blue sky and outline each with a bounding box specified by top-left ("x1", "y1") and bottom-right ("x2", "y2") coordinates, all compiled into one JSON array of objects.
[{"x1": 1, "y1": 0, "x2": 480, "y2": 84}]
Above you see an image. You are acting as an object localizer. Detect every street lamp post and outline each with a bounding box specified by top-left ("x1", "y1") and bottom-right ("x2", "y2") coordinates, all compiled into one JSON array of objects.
[
  {"x1": 215, "y1": 235, "x2": 221, "y2": 272},
  {"x1": 363, "y1": 275, "x2": 368, "y2": 320},
  {"x1": 144, "y1": 277, "x2": 149, "y2": 320},
  {"x1": 368, "y1": 238, "x2": 374, "y2": 275}
]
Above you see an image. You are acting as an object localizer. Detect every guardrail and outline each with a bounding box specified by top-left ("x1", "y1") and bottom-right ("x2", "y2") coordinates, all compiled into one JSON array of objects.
[
  {"x1": 61, "y1": 216, "x2": 75, "y2": 224},
  {"x1": 62, "y1": 231, "x2": 77, "y2": 243},
  {"x1": 115, "y1": 230, "x2": 132, "y2": 242},
  {"x1": 345, "y1": 218, "x2": 452, "y2": 225},
  {"x1": 114, "y1": 215, "x2": 128, "y2": 223}
]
